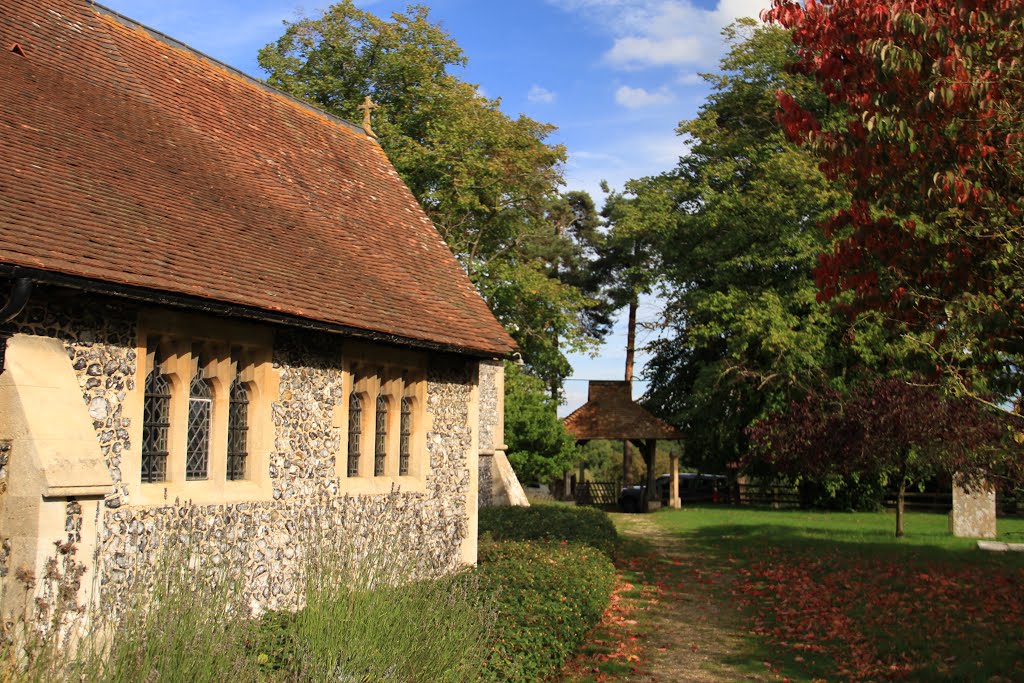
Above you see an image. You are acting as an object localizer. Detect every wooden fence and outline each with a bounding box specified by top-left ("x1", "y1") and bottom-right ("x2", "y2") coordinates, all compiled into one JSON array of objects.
[
  {"x1": 576, "y1": 480, "x2": 1021, "y2": 515},
  {"x1": 882, "y1": 490, "x2": 952, "y2": 513},
  {"x1": 736, "y1": 485, "x2": 952, "y2": 512},
  {"x1": 575, "y1": 481, "x2": 621, "y2": 507},
  {"x1": 735, "y1": 483, "x2": 801, "y2": 508}
]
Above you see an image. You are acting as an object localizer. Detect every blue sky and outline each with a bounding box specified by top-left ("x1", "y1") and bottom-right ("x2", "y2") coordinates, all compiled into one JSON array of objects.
[{"x1": 98, "y1": 0, "x2": 767, "y2": 414}]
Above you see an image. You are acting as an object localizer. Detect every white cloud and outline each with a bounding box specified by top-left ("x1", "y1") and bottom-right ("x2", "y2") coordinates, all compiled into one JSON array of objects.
[
  {"x1": 527, "y1": 84, "x2": 557, "y2": 104},
  {"x1": 607, "y1": 35, "x2": 702, "y2": 68},
  {"x1": 677, "y1": 72, "x2": 705, "y2": 86},
  {"x1": 563, "y1": 131, "x2": 690, "y2": 205},
  {"x1": 547, "y1": 0, "x2": 768, "y2": 72},
  {"x1": 615, "y1": 85, "x2": 674, "y2": 108}
]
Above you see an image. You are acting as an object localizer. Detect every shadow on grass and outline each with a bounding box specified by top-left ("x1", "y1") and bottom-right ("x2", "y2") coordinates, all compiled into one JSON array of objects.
[
  {"x1": 611, "y1": 507, "x2": 1024, "y2": 682},
  {"x1": 647, "y1": 505, "x2": 1024, "y2": 564}
]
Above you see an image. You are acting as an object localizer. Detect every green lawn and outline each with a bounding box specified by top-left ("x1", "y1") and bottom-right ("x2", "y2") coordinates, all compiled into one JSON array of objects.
[
  {"x1": 655, "y1": 505, "x2": 1024, "y2": 557},
  {"x1": 646, "y1": 506, "x2": 1024, "y2": 681}
]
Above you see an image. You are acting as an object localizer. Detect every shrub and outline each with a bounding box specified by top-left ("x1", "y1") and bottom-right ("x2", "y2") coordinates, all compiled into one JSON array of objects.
[
  {"x1": 4, "y1": 536, "x2": 494, "y2": 683},
  {"x1": 797, "y1": 473, "x2": 886, "y2": 512},
  {"x1": 478, "y1": 504, "x2": 618, "y2": 558},
  {"x1": 476, "y1": 539, "x2": 615, "y2": 683},
  {"x1": 0, "y1": 544, "x2": 264, "y2": 683},
  {"x1": 254, "y1": 543, "x2": 495, "y2": 683}
]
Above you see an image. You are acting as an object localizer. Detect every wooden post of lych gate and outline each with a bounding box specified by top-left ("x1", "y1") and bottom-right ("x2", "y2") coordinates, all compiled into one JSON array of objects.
[
  {"x1": 642, "y1": 441, "x2": 658, "y2": 512},
  {"x1": 669, "y1": 450, "x2": 681, "y2": 509}
]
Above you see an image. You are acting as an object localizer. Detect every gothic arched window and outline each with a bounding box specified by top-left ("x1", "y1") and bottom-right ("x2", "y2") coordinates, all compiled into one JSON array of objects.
[
  {"x1": 142, "y1": 370, "x2": 171, "y2": 483},
  {"x1": 399, "y1": 397, "x2": 412, "y2": 476},
  {"x1": 186, "y1": 369, "x2": 212, "y2": 480},
  {"x1": 375, "y1": 395, "x2": 388, "y2": 476},
  {"x1": 227, "y1": 377, "x2": 249, "y2": 481},
  {"x1": 348, "y1": 393, "x2": 362, "y2": 477}
]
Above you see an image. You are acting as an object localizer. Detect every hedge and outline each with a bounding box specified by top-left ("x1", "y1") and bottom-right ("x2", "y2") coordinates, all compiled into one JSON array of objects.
[
  {"x1": 250, "y1": 505, "x2": 620, "y2": 682},
  {"x1": 478, "y1": 504, "x2": 618, "y2": 558},
  {"x1": 476, "y1": 539, "x2": 616, "y2": 682}
]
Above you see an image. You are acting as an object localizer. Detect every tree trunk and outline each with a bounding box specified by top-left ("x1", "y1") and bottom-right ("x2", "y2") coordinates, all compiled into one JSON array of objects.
[
  {"x1": 625, "y1": 295, "x2": 637, "y2": 382},
  {"x1": 621, "y1": 295, "x2": 638, "y2": 486},
  {"x1": 896, "y1": 475, "x2": 907, "y2": 538}
]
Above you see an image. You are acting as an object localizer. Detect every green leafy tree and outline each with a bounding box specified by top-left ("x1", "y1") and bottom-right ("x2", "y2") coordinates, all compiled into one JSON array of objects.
[
  {"x1": 259, "y1": 2, "x2": 605, "y2": 389},
  {"x1": 591, "y1": 181, "x2": 674, "y2": 483},
  {"x1": 643, "y1": 20, "x2": 884, "y2": 473},
  {"x1": 509, "y1": 190, "x2": 612, "y2": 400},
  {"x1": 549, "y1": 191, "x2": 616, "y2": 343},
  {"x1": 504, "y1": 363, "x2": 578, "y2": 485}
]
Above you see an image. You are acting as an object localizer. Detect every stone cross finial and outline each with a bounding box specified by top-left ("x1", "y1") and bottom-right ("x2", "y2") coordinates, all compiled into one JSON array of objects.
[{"x1": 358, "y1": 96, "x2": 380, "y2": 139}]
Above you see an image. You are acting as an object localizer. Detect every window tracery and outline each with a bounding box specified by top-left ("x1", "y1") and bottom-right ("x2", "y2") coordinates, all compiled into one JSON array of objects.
[
  {"x1": 227, "y1": 377, "x2": 249, "y2": 481},
  {"x1": 348, "y1": 393, "x2": 362, "y2": 477},
  {"x1": 375, "y1": 395, "x2": 388, "y2": 476},
  {"x1": 142, "y1": 369, "x2": 171, "y2": 483},
  {"x1": 186, "y1": 369, "x2": 212, "y2": 480}
]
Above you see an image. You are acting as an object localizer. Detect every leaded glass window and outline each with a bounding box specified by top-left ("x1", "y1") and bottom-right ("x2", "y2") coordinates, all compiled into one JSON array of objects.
[
  {"x1": 186, "y1": 370, "x2": 212, "y2": 480},
  {"x1": 375, "y1": 395, "x2": 388, "y2": 476},
  {"x1": 348, "y1": 393, "x2": 362, "y2": 477},
  {"x1": 399, "y1": 397, "x2": 412, "y2": 476},
  {"x1": 142, "y1": 370, "x2": 171, "y2": 483},
  {"x1": 227, "y1": 377, "x2": 249, "y2": 481}
]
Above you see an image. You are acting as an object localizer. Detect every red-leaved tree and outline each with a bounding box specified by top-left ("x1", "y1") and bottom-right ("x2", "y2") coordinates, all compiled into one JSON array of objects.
[
  {"x1": 764, "y1": 0, "x2": 1024, "y2": 400},
  {"x1": 748, "y1": 377, "x2": 1021, "y2": 536}
]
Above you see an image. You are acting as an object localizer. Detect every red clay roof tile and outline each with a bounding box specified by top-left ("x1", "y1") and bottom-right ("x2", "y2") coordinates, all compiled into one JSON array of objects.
[
  {"x1": 0, "y1": 0, "x2": 517, "y2": 356},
  {"x1": 563, "y1": 381, "x2": 684, "y2": 441}
]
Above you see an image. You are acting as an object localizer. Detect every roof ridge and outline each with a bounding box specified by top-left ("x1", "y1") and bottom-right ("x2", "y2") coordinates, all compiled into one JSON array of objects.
[
  {"x1": 88, "y1": 0, "x2": 369, "y2": 140},
  {"x1": 561, "y1": 403, "x2": 588, "y2": 425}
]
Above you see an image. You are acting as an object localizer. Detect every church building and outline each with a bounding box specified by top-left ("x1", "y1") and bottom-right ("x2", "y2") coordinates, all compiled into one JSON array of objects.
[{"x1": 0, "y1": 0, "x2": 520, "y2": 620}]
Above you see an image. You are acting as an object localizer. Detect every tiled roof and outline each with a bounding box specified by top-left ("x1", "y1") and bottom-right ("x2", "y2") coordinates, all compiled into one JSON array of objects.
[
  {"x1": 0, "y1": 0, "x2": 516, "y2": 356},
  {"x1": 563, "y1": 381, "x2": 684, "y2": 441}
]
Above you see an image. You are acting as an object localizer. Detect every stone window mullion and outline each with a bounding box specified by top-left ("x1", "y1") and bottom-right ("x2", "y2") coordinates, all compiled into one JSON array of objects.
[
  {"x1": 133, "y1": 313, "x2": 276, "y2": 503},
  {"x1": 335, "y1": 354, "x2": 426, "y2": 490}
]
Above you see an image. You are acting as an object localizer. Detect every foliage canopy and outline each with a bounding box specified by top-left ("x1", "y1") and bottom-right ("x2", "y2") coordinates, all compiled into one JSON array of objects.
[
  {"x1": 503, "y1": 362, "x2": 578, "y2": 484},
  {"x1": 259, "y1": 1, "x2": 607, "y2": 390},
  {"x1": 642, "y1": 21, "x2": 865, "y2": 472},
  {"x1": 765, "y1": 0, "x2": 1024, "y2": 403}
]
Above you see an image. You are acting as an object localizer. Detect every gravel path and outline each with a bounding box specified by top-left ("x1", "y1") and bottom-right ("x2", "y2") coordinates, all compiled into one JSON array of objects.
[
  {"x1": 561, "y1": 514, "x2": 779, "y2": 683},
  {"x1": 616, "y1": 515, "x2": 771, "y2": 683}
]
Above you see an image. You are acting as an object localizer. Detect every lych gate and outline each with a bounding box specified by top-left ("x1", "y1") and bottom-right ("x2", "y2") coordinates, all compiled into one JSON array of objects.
[{"x1": 563, "y1": 381, "x2": 684, "y2": 511}]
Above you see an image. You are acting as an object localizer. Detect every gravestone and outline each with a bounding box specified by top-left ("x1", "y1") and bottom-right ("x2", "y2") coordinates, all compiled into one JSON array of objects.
[{"x1": 950, "y1": 479, "x2": 997, "y2": 539}]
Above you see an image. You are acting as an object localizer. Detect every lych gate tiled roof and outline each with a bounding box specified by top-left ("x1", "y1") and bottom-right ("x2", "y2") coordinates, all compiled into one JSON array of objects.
[
  {"x1": 0, "y1": 0, "x2": 517, "y2": 357},
  {"x1": 563, "y1": 381, "x2": 684, "y2": 441}
]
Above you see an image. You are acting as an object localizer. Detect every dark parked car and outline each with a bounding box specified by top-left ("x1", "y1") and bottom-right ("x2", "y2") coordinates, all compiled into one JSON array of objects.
[{"x1": 618, "y1": 473, "x2": 728, "y2": 512}]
